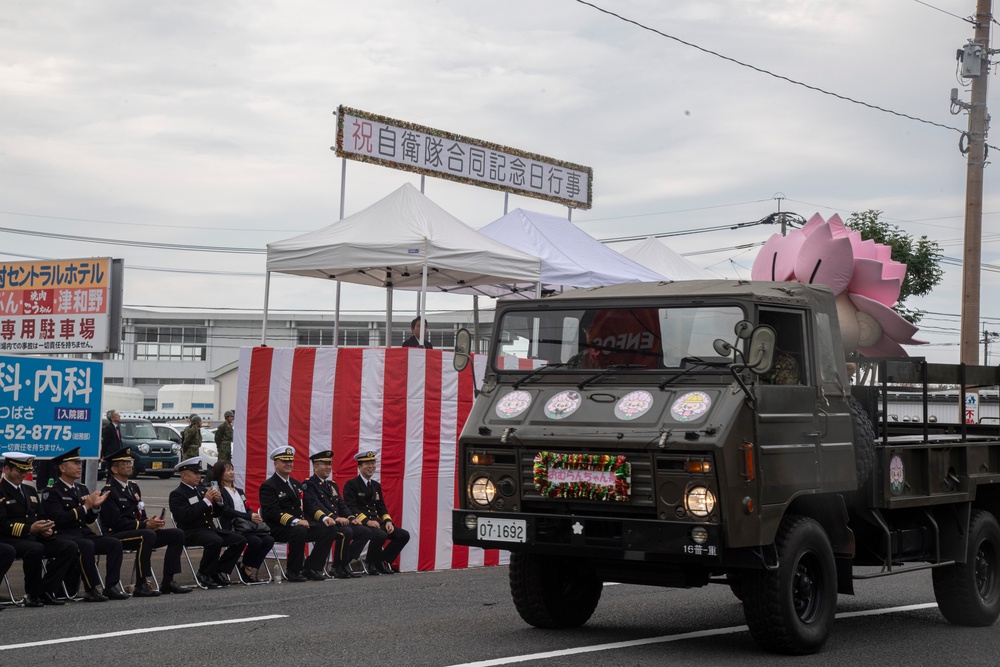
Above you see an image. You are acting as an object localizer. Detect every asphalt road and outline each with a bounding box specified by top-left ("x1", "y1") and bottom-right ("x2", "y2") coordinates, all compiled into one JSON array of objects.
[{"x1": 2, "y1": 476, "x2": 997, "y2": 665}]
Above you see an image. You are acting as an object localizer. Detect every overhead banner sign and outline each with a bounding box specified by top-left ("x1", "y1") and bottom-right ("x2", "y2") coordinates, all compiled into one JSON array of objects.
[
  {"x1": 0, "y1": 354, "x2": 103, "y2": 458},
  {"x1": 336, "y1": 105, "x2": 593, "y2": 209},
  {"x1": 0, "y1": 257, "x2": 119, "y2": 354}
]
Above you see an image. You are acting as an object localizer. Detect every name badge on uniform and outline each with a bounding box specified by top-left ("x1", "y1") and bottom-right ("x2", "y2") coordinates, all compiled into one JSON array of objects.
[{"x1": 188, "y1": 496, "x2": 199, "y2": 504}]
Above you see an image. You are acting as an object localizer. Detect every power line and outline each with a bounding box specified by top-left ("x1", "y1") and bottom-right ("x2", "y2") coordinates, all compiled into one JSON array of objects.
[
  {"x1": 574, "y1": 0, "x2": 996, "y2": 147},
  {"x1": 0, "y1": 209, "x2": 311, "y2": 234},
  {"x1": 910, "y1": 0, "x2": 978, "y2": 25},
  {"x1": 576, "y1": 198, "x2": 773, "y2": 223},
  {"x1": 0, "y1": 225, "x2": 265, "y2": 254}
]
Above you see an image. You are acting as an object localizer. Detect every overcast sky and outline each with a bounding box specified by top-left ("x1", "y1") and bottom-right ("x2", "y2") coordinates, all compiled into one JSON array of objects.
[{"x1": 2, "y1": 1, "x2": 996, "y2": 363}]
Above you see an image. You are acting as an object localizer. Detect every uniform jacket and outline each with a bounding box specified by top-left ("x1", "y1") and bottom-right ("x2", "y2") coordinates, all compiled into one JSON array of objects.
[
  {"x1": 42, "y1": 479, "x2": 99, "y2": 536},
  {"x1": 343, "y1": 475, "x2": 393, "y2": 525},
  {"x1": 0, "y1": 477, "x2": 44, "y2": 539},
  {"x1": 100, "y1": 478, "x2": 154, "y2": 534},
  {"x1": 258, "y1": 473, "x2": 306, "y2": 528},
  {"x1": 214, "y1": 422, "x2": 233, "y2": 447},
  {"x1": 169, "y1": 482, "x2": 222, "y2": 531},
  {"x1": 302, "y1": 474, "x2": 355, "y2": 523},
  {"x1": 181, "y1": 426, "x2": 202, "y2": 459}
]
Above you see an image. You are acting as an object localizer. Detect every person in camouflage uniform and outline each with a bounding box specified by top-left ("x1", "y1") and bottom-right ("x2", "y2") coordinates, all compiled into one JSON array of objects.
[
  {"x1": 762, "y1": 351, "x2": 801, "y2": 385},
  {"x1": 214, "y1": 410, "x2": 234, "y2": 462},
  {"x1": 181, "y1": 414, "x2": 203, "y2": 459}
]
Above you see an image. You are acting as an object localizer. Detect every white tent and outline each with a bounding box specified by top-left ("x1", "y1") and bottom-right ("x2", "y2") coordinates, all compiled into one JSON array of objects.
[
  {"x1": 620, "y1": 236, "x2": 712, "y2": 281},
  {"x1": 447, "y1": 208, "x2": 667, "y2": 298},
  {"x1": 263, "y1": 183, "x2": 541, "y2": 343}
]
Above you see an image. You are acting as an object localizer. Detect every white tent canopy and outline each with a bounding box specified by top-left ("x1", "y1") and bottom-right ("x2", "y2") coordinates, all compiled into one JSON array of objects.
[
  {"x1": 266, "y1": 183, "x2": 540, "y2": 288},
  {"x1": 263, "y1": 183, "x2": 541, "y2": 344},
  {"x1": 448, "y1": 208, "x2": 667, "y2": 298},
  {"x1": 620, "y1": 236, "x2": 713, "y2": 281}
]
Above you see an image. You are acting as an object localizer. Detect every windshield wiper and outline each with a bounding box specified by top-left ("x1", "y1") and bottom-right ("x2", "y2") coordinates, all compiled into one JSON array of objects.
[
  {"x1": 657, "y1": 357, "x2": 730, "y2": 391},
  {"x1": 577, "y1": 364, "x2": 644, "y2": 390},
  {"x1": 512, "y1": 362, "x2": 568, "y2": 389}
]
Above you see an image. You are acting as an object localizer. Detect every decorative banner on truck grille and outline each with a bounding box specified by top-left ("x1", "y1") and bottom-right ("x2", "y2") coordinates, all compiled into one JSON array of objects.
[{"x1": 533, "y1": 451, "x2": 632, "y2": 501}]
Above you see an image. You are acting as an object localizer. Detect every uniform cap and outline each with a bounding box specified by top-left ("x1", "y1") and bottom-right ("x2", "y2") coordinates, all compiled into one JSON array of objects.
[
  {"x1": 2, "y1": 451, "x2": 34, "y2": 472},
  {"x1": 51, "y1": 447, "x2": 82, "y2": 466},
  {"x1": 310, "y1": 450, "x2": 333, "y2": 463},
  {"x1": 270, "y1": 446, "x2": 296, "y2": 462},
  {"x1": 354, "y1": 451, "x2": 377, "y2": 463},
  {"x1": 175, "y1": 456, "x2": 202, "y2": 472},
  {"x1": 106, "y1": 447, "x2": 136, "y2": 464}
]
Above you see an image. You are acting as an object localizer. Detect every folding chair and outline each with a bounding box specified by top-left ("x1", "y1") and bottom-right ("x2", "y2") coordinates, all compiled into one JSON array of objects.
[
  {"x1": 168, "y1": 511, "x2": 209, "y2": 590},
  {"x1": 89, "y1": 520, "x2": 157, "y2": 595},
  {"x1": 1, "y1": 572, "x2": 22, "y2": 606}
]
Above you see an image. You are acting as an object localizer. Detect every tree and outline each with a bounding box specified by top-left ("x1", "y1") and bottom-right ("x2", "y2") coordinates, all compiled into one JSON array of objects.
[{"x1": 845, "y1": 209, "x2": 944, "y2": 324}]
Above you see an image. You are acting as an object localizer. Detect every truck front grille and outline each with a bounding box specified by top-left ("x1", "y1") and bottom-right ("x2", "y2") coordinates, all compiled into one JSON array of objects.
[{"x1": 519, "y1": 449, "x2": 656, "y2": 514}]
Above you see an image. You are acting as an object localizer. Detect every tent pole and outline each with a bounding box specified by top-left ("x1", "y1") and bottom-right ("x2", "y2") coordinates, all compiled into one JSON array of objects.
[
  {"x1": 567, "y1": 206, "x2": 572, "y2": 222},
  {"x1": 419, "y1": 263, "x2": 428, "y2": 346},
  {"x1": 335, "y1": 157, "x2": 346, "y2": 348},
  {"x1": 473, "y1": 295, "x2": 480, "y2": 353},
  {"x1": 261, "y1": 271, "x2": 271, "y2": 346},
  {"x1": 386, "y1": 284, "x2": 393, "y2": 347},
  {"x1": 504, "y1": 192, "x2": 509, "y2": 215}
]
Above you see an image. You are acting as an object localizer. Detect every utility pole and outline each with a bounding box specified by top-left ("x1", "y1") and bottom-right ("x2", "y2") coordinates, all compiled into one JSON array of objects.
[{"x1": 959, "y1": 0, "x2": 993, "y2": 366}]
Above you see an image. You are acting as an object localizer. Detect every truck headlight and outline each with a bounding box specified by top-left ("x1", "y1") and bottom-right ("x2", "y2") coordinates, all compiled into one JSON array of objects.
[
  {"x1": 469, "y1": 477, "x2": 496, "y2": 506},
  {"x1": 138, "y1": 443, "x2": 150, "y2": 454},
  {"x1": 685, "y1": 485, "x2": 716, "y2": 517}
]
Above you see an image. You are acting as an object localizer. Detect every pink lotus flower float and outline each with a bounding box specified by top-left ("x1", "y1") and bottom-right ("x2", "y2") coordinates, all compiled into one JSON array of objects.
[{"x1": 751, "y1": 213, "x2": 926, "y2": 357}]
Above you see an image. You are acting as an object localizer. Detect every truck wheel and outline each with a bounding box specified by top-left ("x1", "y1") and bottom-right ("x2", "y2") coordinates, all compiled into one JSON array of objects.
[
  {"x1": 727, "y1": 573, "x2": 744, "y2": 602},
  {"x1": 509, "y1": 552, "x2": 602, "y2": 629},
  {"x1": 932, "y1": 509, "x2": 1000, "y2": 626},
  {"x1": 742, "y1": 515, "x2": 837, "y2": 655},
  {"x1": 847, "y1": 396, "x2": 875, "y2": 495}
]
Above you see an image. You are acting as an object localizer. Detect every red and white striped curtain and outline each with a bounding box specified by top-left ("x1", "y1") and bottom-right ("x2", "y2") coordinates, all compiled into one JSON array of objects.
[{"x1": 233, "y1": 346, "x2": 514, "y2": 572}]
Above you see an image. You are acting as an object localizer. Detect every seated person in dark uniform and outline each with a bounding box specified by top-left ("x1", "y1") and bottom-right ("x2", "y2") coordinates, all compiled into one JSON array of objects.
[
  {"x1": 343, "y1": 450, "x2": 410, "y2": 575},
  {"x1": 169, "y1": 457, "x2": 246, "y2": 589},
  {"x1": 0, "y1": 451, "x2": 79, "y2": 606},
  {"x1": 100, "y1": 446, "x2": 190, "y2": 596},
  {"x1": 211, "y1": 461, "x2": 274, "y2": 583},
  {"x1": 402, "y1": 317, "x2": 433, "y2": 349},
  {"x1": 258, "y1": 446, "x2": 336, "y2": 582},
  {"x1": 42, "y1": 447, "x2": 129, "y2": 601},
  {"x1": 302, "y1": 450, "x2": 370, "y2": 579}
]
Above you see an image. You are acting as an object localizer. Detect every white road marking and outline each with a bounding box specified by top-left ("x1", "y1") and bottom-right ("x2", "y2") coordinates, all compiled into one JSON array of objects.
[
  {"x1": 0, "y1": 614, "x2": 288, "y2": 651},
  {"x1": 447, "y1": 602, "x2": 940, "y2": 666}
]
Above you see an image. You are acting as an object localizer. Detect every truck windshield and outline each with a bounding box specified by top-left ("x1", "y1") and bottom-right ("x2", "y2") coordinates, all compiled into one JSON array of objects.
[{"x1": 494, "y1": 305, "x2": 744, "y2": 371}]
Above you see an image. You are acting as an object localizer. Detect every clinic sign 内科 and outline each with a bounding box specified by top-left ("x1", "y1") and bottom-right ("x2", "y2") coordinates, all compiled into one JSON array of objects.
[
  {"x1": 0, "y1": 257, "x2": 118, "y2": 354},
  {"x1": 336, "y1": 105, "x2": 593, "y2": 209},
  {"x1": 0, "y1": 355, "x2": 103, "y2": 458}
]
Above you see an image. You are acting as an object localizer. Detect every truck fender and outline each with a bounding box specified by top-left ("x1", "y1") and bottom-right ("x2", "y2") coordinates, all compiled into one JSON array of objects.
[{"x1": 785, "y1": 493, "x2": 856, "y2": 594}]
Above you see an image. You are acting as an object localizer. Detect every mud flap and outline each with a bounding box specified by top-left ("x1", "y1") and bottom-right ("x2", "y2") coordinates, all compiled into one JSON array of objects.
[{"x1": 836, "y1": 553, "x2": 855, "y2": 595}]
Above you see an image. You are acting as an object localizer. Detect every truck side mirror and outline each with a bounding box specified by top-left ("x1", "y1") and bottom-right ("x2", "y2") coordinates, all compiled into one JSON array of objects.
[
  {"x1": 713, "y1": 339, "x2": 734, "y2": 357},
  {"x1": 734, "y1": 319, "x2": 754, "y2": 340},
  {"x1": 747, "y1": 325, "x2": 777, "y2": 375},
  {"x1": 454, "y1": 328, "x2": 472, "y2": 372}
]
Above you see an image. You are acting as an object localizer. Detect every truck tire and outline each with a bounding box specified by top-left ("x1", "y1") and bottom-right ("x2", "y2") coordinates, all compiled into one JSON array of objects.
[
  {"x1": 847, "y1": 396, "x2": 875, "y2": 494},
  {"x1": 509, "y1": 552, "x2": 602, "y2": 629},
  {"x1": 727, "y1": 572, "x2": 744, "y2": 602},
  {"x1": 932, "y1": 509, "x2": 1000, "y2": 626},
  {"x1": 742, "y1": 515, "x2": 837, "y2": 655}
]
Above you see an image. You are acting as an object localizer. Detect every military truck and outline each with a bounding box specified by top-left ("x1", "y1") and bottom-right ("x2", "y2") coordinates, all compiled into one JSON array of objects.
[{"x1": 451, "y1": 280, "x2": 1000, "y2": 655}]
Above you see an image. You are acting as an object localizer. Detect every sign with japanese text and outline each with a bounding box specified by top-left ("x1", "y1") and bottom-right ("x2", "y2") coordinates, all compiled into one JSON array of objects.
[
  {"x1": 336, "y1": 105, "x2": 593, "y2": 209},
  {"x1": 0, "y1": 355, "x2": 103, "y2": 458},
  {"x1": 0, "y1": 258, "x2": 112, "y2": 354}
]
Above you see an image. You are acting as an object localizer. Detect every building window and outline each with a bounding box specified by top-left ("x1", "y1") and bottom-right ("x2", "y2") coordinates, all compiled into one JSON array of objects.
[
  {"x1": 104, "y1": 377, "x2": 125, "y2": 385},
  {"x1": 191, "y1": 402, "x2": 214, "y2": 410},
  {"x1": 161, "y1": 402, "x2": 174, "y2": 409},
  {"x1": 297, "y1": 328, "x2": 369, "y2": 348},
  {"x1": 143, "y1": 398, "x2": 157, "y2": 411},
  {"x1": 134, "y1": 326, "x2": 207, "y2": 361}
]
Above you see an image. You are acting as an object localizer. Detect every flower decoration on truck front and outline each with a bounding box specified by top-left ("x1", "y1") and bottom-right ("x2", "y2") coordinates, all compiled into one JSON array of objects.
[
  {"x1": 751, "y1": 213, "x2": 926, "y2": 357},
  {"x1": 533, "y1": 451, "x2": 631, "y2": 501}
]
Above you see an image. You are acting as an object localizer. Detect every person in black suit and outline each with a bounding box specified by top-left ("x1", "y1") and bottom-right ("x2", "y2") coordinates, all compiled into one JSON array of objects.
[
  {"x1": 41, "y1": 447, "x2": 129, "y2": 601},
  {"x1": 211, "y1": 461, "x2": 274, "y2": 583},
  {"x1": 258, "y1": 446, "x2": 336, "y2": 582},
  {"x1": 343, "y1": 450, "x2": 410, "y2": 575},
  {"x1": 401, "y1": 316, "x2": 433, "y2": 349},
  {"x1": 302, "y1": 450, "x2": 370, "y2": 579},
  {"x1": 101, "y1": 410, "x2": 123, "y2": 461},
  {"x1": 0, "y1": 452, "x2": 79, "y2": 606},
  {"x1": 169, "y1": 457, "x2": 245, "y2": 589},
  {"x1": 100, "y1": 446, "x2": 190, "y2": 596}
]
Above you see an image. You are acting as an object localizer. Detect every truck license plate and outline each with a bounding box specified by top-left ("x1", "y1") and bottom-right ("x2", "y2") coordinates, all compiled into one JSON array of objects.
[
  {"x1": 477, "y1": 518, "x2": 526, "y2": 543},
  {"x1": 152, "y1": 462, "x2": 162, "y2": 469}
]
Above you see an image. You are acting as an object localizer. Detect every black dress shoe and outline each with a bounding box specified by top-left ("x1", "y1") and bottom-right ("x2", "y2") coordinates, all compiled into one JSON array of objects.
[
  {"x1": 212, "y1": 573, "x2": 232, "y2": 587},
  {"x1": 160, "y1": 580, "x2": 192, "y2": 594},
  {"x1": 104, "y1": 587, "x2": 130, "y2": 601},
  {"x1": 377, "y1": 561, "x2": 396, "y2": 575},
  {"x1": 22, "y1": 594, "x2": 45, "y2": 608},
  {"x1": 339, "y1": 566, "x2": 362, "y2": 578},
  {"x1": 301, "y1": 568, "x2": 326, "y2": 581},
  {"x1": 196, "y1": 572, "x2": 221, "y2": 589},
  {"x1": 82, "y1": 588, "x2": 109, "y2": 603},
  {"x1": 132, "y1": 581, "x2": 161, "y2": 598},
  {"x1": 365, "y1": 561, "x2": 382, "y2": 576},
  {"x1": 41, "y1": 592, "x2": 66, "y2": 605},
  {"x1": 285, "y1": 571, "x2": 308, "y2": 583}
]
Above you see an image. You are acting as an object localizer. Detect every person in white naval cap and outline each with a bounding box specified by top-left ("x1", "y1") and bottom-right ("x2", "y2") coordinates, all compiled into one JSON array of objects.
[
  {"x1": 169, "y1": 456, "x2": 246, "y2": 589},
  {"x1": 258, "y1": 446, "x2": 336, "y2": 582}
]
